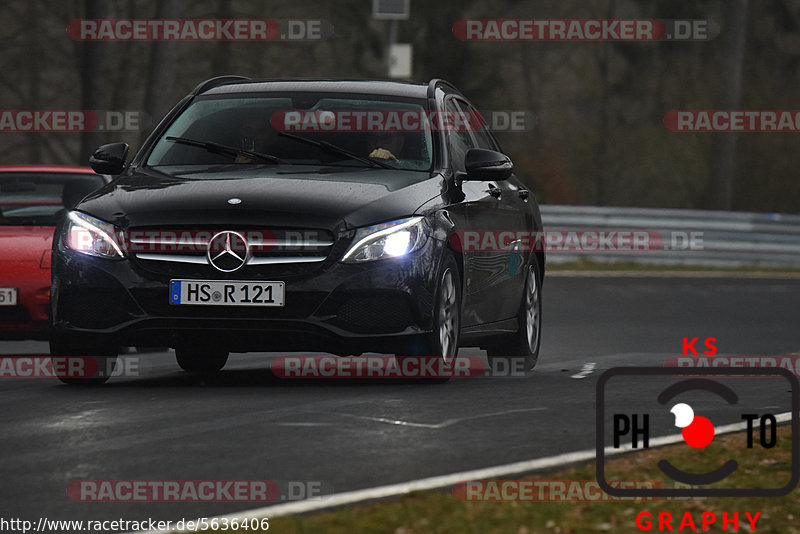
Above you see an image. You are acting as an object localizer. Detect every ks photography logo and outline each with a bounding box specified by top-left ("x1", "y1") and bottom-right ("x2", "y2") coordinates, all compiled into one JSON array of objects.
[{"x1": 596, "y1": 367, "x2": 799, "y2": 497}]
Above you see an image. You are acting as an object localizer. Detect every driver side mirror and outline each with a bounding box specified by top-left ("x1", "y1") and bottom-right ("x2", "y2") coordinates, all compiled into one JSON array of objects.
[
  {"x1": 89, "y1": 142, "x2": 129, "y2": 175},
  {"x1": 463, "y1": 148, "x2": 513, "y2": 181}
]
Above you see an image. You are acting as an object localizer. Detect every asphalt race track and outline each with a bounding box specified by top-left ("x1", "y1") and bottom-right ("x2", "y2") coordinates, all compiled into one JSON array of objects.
[{"x1": 1, "y1": 274, "x2": 798, "y2": 528}]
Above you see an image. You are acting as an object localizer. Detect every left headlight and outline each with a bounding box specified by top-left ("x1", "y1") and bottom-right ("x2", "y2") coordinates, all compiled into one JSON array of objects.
[
  {"x1": 341, "y1": 216, "x2": 429, "y2": 263},
  {"x1": 63, "y1": 211, "x2": 125, "y2": 260}
]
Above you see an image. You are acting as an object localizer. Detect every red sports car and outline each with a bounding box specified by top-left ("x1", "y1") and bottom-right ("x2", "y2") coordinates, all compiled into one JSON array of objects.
[{"x1": 0, "y1": 165, "x2": 108, "y2": 340}]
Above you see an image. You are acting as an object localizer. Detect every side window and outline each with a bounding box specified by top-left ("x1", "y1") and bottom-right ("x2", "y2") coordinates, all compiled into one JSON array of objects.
[{"x1": 445, "y1": 99, "x2": 475, "y2": 172}]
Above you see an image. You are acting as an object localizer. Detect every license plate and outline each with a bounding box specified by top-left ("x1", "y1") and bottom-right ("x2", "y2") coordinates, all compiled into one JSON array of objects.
[
  {"x1": 0, "y1": 288, "x2": 17, "y2": 306},
  {"x1": 169, "y1": 280, "x2": 284, "y2": 307}
]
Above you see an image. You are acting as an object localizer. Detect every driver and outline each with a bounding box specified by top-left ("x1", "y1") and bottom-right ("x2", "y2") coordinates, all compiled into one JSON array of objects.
[{"x1": 367, "y1": 131, "x2": 405, "y2": 163}]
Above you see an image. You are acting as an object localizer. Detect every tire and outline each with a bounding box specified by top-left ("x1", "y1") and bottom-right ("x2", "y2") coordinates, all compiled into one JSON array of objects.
[
  {"x1": 49, "y1": 332, "x2": 117, "y2": 386},
  {"x1": 175, "y1": 348, "x2": 229, "y2": 373},
  {"x1": 486, "y1": 259, "x2": 542, "y2": 375},
  {"x1": 397, "y1": 252, "x2": 461, "y2": 381}
]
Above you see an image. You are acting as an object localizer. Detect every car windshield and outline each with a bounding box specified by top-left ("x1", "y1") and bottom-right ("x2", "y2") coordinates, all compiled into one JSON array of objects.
[
  {"x1": 146, "y1": 93, "x2": 434, "y2": 172},
  {"x1": 0, "y1": 172, "x2": 105, "y2": 226}
]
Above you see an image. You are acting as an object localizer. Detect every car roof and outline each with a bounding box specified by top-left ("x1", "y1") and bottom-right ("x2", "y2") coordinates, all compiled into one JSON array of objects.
[
  {"x1": 202, "y1": 79, "x2": 431, "y2": 99},
  {"x1": 0, "y1": 165, "x2": 96, "y2": 174}
]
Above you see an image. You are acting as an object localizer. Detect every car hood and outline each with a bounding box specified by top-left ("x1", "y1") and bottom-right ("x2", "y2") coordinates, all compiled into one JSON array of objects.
[
  {"x1": 0, "y1": 226, "x2": 52, "y2": 265},
  {"x1": 78, "y1": 165, "x2": 444, "y2": 231}
]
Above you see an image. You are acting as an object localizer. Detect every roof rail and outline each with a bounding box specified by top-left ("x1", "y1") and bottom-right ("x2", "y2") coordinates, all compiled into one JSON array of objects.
[
  {"x1": 190, "y1": 75, "x2": 252, "y2": 96},
  {"x1": 427, "y1": 78, "x2": 462, "y2": 100}
]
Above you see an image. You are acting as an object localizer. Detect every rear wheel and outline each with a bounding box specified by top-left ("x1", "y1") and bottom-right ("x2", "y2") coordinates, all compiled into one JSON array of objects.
[
  {"x1": 175, "y1": 348, "x2": 229, "y2": 373},
  {"x1": 486, "y1": 259, "x2": 542, "y2": 375},
  {"x1": 397, "y1": 252, "x2": 461, "y2": 381},
  {"x1": 50, "y1": 332, "x2": 117, "y2": 386}
]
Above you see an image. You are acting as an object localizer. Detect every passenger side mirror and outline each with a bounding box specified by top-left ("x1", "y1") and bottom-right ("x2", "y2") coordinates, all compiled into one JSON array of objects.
[
  {"x1": 89, "y1": 142, "x2": 129, "y2": 175},
  {"x1": 463, "y1": 148, "x2": 513, "y2": 181}
]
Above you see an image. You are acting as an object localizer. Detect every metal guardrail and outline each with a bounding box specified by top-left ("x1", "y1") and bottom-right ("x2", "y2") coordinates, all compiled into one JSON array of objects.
[{"x1": 540, "y1": 205, "x2": 800, "y2": 268}]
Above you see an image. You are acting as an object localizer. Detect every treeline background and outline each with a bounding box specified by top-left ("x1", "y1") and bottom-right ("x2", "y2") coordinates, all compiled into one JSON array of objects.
[{"x1": 2, "y1": 0, "x2": 798, "y2": 213}]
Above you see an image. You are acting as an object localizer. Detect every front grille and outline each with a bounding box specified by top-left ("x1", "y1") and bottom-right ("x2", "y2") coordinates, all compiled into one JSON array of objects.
[{"x1": 127, "y1": 226, "x2": 344, "y2": 279}]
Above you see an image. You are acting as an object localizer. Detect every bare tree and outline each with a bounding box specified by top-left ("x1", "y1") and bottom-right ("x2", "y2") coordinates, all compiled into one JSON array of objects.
[
  {"x1": 144, "y1": 0, "x2": 184, "y2": 123},
  {"x1": 593, "y1": 0, "x2": 617, "y2": 206},
  {"x1": 79, "y1": 0, "x2": 111, "y2": 163},
  {"x1": 704, "y1": 0, "x2": 750, "y2": 210}
]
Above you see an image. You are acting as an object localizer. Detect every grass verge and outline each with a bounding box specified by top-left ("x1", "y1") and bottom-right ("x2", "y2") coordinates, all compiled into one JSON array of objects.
[{"x1": 258, "y1": 426, "x2": 796, "y2": 534}]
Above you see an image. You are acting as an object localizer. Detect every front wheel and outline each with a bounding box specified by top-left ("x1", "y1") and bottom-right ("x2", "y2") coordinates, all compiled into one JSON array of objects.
[
  {"x1": 397, "y1": 252, "x2": 461, "y2": 381},
  {"x1": 486, "y1": 259, "x2": 542, "y2": 375}
]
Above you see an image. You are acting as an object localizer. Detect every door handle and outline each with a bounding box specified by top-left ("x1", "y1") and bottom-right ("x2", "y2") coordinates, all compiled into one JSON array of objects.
[{"x1": 518, "y1": 190, "x2": 530, "y2": 201}]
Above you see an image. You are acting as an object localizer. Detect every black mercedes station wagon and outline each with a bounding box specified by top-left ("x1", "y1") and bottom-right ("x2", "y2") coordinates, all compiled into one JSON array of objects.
[{"x1": 50, "y1": 77, "x2": 544, "y2": 384}]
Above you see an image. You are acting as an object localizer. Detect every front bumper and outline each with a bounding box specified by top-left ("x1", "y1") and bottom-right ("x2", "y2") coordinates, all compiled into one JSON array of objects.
[{"x1": 51, "y1": 237, "x2": 445, "y2": 354}]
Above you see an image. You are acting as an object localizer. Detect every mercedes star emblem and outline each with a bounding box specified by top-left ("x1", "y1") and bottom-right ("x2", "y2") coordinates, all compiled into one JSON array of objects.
[{"x1": 207, "y1": 231, "x2": 249, "y2": 272}]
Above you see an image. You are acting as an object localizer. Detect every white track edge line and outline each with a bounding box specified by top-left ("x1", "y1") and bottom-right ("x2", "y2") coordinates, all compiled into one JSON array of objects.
[
  {"x1": 548, "y1": 270, "x2": 800, "y2": 278},
  {"x1": 134, "y1": 411, "x2": 792, "y2": 533}
]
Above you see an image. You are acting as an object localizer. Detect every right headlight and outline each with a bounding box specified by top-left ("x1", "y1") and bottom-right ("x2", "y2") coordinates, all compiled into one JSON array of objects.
[
  {"x1": 341, "y1": 216, "x2": 429, "y2": 263},
  {"x1": 63, "y1": 211, "x2": 125, "y2": 260}
]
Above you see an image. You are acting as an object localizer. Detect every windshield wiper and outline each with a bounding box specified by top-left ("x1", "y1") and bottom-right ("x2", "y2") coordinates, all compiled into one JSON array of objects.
[
  {"x1": 165, "y1": 136, "x2": 283, "y2": 164},
  {"x1": 277, "y1": 131, "x2": 396, "y2": 169}
]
